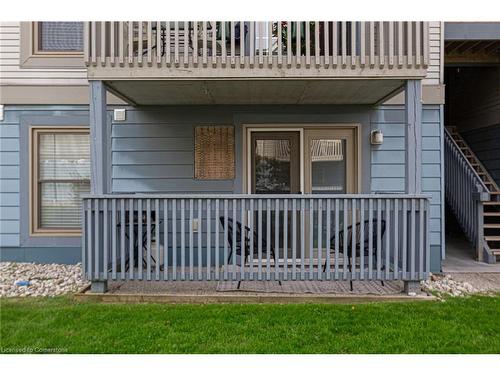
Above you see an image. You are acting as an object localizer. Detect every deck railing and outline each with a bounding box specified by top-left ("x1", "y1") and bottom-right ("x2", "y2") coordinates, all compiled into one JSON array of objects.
[
  {"x1": 444, "y1": 128, "x2": 489, "y2": 258},
  {"x1": 82, "y1": 194, "x2": 430, "y2": 283},
  {"x1": 84, "y1": 22, "x2": 429, "y2": 78}
]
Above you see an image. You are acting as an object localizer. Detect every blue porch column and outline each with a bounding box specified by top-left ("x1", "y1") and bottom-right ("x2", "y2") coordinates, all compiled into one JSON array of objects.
[
  {"x1": 404, "y1": 79, "x2": 423, "y2": 292},
  {"x1": 89, "y1": 80, "x2": 109, "y2": 293},
  {"x1": 405, "y1": 79, "x2": 422, "y2": 194},
  {"x1": 89, "y1": 80, "x2": 109, "y2": 195}
]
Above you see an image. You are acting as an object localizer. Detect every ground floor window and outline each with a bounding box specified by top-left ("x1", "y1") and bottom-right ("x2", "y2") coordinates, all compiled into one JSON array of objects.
[{"x1": 31, "y1": 127, "x2": 90, "y2": 235}]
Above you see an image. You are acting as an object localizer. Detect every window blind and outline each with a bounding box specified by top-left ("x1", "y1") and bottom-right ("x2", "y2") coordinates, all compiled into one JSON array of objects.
[
  {"x1": 39, "y1": 22, "x2": 83, "y2": 52},
  {"x1": 38, "y1": 133, "x2": 90, "y2": 229}
]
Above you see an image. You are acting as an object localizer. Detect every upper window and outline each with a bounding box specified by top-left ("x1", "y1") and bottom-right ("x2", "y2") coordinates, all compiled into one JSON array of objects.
[
  {"x1": 36, "y1": 22, "x2": 83, "y2": 53},
  {"x1": 31, "y1": 128, "x2": 90, "y2": 235}
]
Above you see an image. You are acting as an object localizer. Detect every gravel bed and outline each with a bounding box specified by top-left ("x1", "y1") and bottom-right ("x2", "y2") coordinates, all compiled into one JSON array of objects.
[
  {"x1": 0, "y1": 262, "x2": 89, "y2": 298},
  {"x1": 421, "y1": 273, "x2": 493, "y2": 297}
]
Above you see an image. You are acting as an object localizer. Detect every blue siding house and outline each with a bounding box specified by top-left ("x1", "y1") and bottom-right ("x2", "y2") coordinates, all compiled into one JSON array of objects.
[{"x1": 1, "y1": 21, "x2": 498, "y2": 292}]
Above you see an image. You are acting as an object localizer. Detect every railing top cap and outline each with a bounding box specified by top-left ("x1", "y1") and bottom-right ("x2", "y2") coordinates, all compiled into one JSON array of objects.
[{"x1": 82, "y1": 193, "x2": 431, "y2": 199}]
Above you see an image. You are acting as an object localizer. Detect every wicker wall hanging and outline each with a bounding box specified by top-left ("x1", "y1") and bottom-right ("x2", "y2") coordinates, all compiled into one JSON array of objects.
[{"x1": 194, "y1": 126, "x2": 235, "y2": 180}]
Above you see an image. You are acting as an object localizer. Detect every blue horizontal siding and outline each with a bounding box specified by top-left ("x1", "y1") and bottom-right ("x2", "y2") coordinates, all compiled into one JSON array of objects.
[
  {"x1": 371, "y1": 105, "x2": 442, "y2": 247},
  {"x1": 0, "y1": 117, "x2": 20, "y2": 247}
]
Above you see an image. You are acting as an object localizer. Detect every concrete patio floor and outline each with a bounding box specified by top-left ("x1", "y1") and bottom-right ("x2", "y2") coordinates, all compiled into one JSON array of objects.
[{"x1": 443, "y1": 233, "x2": 500, "y2": 273}]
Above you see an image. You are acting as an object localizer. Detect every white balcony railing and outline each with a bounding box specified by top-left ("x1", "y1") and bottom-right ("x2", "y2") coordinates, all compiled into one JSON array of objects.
[{"x1": 84, "y1": 22, "x2": 429, "y2": 79}]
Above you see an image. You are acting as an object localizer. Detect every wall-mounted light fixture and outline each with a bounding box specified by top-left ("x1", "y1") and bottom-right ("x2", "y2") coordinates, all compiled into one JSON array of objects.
[
  {"x1": 113, "y1": 108, "x2": 126, "y2": 121},
  {"x1": 371, "y1": 129, "x2": 384, "y2": 145},
  {"x1": 0, "y1": 105, "x2": 4, "y2": 122}
]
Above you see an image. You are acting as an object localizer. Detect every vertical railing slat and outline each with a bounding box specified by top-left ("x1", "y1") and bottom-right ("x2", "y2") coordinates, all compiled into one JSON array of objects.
[
  {"x1": 334, "y1": 198, "x2": 340, "y2": 280},
  {"x1": 137, "y1": 22, "x2": 143, "y2": 66},
  {"x1": 230, "y1": 22, "x2": 236, "y2": 67},
  {"x1": 341, "y1": 22, "x2": 347, "y2": 67},
  {"x1": 183, "y1": 21, "x2": 189, "y2": 67},
  {"x1": 343, "y1": 199, "x2": 348, "y2": 279},
  {"x1": 266, "y1": 198, "x2": 271, "y2": 280},
  {"x1": 155, "y1": 199, "x2": 160, "y2": 280},
  {"x1": 232, "y1": 199, "x2": 237, "y2": 280},
  {"x1": 369, "y1": 22, "x2": 375, "y2": 67},
  {"x1": 388, "y1": 21, "x2": 394, "y2": 67},
  {"x1": 189, "y1": 199, "x2": 194, "y2": 280},
  {"x1": 410, "y1": 198, "x2": 416, "y2": 280},
  {"x1": 165, "y1": 21, "x2": 171, "y2": 66},
  {"x1": 215, "y1": 199, "x2": 220, "y2": 280},
  {"x1": 378, "y1": 21, "x2": 384, "y2": 68},
  {"x1": 157, "y1": 21, "x2": 162, "y2": 65},
  {"x1": 351, "y1": 199, "x2": 356, "y2": 280},
  {"x1": 332, "y1": 22, "x2": 337, "y2": 67},
  {"x1": 180, "y1": 198, "x2": 185, "y2": 280},
  {"x1": 360, "y1": 22, "x2": 366, "y2": 67},
  {"x1": 309, "y1": 198, "x2": 314, "y2": 280},
  {"x1": 402, "y1": 198, "x2": 408, "y2": 279},
  {"x1": 207, "y1": 199, "x2": 211, "y2": 280},
  {"x1": 100, "y1": 22, "x2": 106, "y2": 67},
  {"x1": 111, "y1": 199, "x2": 117, "y2": 279},
  {"x1": 268, "y1": 22, "x2": 273, "y2": 67},
  {"x1": 296, "y1": 21, "x2": 301, "y2": 68},
  {"x1": 351, "y1": 22, "x2": 356, "y2": 68},
  {"x1": 223, "y1": 199, "x2": 228, "y2": 280},
  {"x1": 287, "y1": 21, "x2": 292, "y2": 67},
  {"x1": 127, "y1": 21, "x2": 133, "y2": 66},
  {"x1": 249, "y1": 199, "x2": 255, "y2": 280},
  {"x1": 119, "y1": 22, "x2": 124, "y2": 66},
  {"x1": 110, "y1": 22, "x2": 115, "y2": 66},
  {"x1": 147, "y1": 21, "x2": 153, "y2": 65},
  {"x1": 174, "y1": 21, "x2": 179, "y2": 66},
  {"x1": 172, "y1": 199, "x2": 177, "y2": 280},
  {"x1": 137, "y1": 199, "x2": 143, "y2": 280},
  {"x1": 120, "y1": 199, "x2": 126, "y2": 280},
  {"x1": 250, "y1": 22, "x2": 255, "y2": 67},
  {"x1": 300, "y1": 198, "x2": 305, "y2": 279},
  {"x1": 325, "y1": 199, "x2": 331, "y2": 279},
  {"x1": 317, "y1": 198, "x2": 323, "y2": 280},
  {"x1": 384, "y1": 199, "x2": 390, "y2": 279},
  {"x1": 163, "y1": 199, "x2": 168, "y2": 280},
  {"x1": 368, "y1": 198, "x2": 373, "y2": 280},
  {"x1": 146, "y1": 199, "x2": 152, "y2": 280},
  {"x1": 292, "y1": 199, "x2": 297, "y2": 280},
  {"x1": 376, "y1": 199, "x2": 382, "y2": 279},
  {"x1": 275, "y1": 199, "x2": 280, "y2": 281},
  {"x1": 103, "y1": 199, "x2": 108, "y2": 280},
  {"x1": 393, "y1": 198, "x2": 399, "y2": 279},
  {"x1": 359, "y1": 199, "x2": 365, "y2": 280},
  {"x1": 84, "y1": 22, "x2": 90, "y2": 65},
  {"x1": 258, "y1": 199, "x2": 263, "y2": 280},
  {"x1": 407, "y1": 22, "x2": 413, "y2": 68},
  {"x1": 283, "y1": 198, "x2": 288, "y2": 281},
  {"x1": 314, "y1": 21, "x2": 320, "y2": 68},
  {"x1": 398, "y1": 22, "x2": 403, "y2": 67},
  {"x1": 198, "y1": 199, "x2": 203, "y2": 280},
  {"x1": 94, "y1": 199, "x2": 99, "y2": 279}
]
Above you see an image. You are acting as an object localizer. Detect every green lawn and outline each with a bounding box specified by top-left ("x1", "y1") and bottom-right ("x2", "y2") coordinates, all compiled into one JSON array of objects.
[{"x1": 1, "y1": 296, "x2": 499, "y2": 353}]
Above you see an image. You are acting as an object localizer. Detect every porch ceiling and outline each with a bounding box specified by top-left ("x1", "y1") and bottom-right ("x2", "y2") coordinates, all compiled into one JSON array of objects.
[{"x1": 105, "y1": 79, "x2": 405, "y2": 106}]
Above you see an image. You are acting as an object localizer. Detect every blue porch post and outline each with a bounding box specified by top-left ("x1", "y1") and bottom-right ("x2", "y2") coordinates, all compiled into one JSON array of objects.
[
  {"x1": 405, "y1": 79, "x2": 423, "y2": 293},
  {"x1": 89, "y1": 80, "x2": 108, "y2": 293},
  {"x1": 405, "y1": 79, "x2": 422, "y2": 195}
]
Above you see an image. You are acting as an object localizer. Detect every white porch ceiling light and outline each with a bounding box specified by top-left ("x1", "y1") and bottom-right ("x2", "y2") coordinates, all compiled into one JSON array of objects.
[
  {"x1": 113, "y1": 108, "x2": 126, "y2": 121},
  {"x1": 371, "y1": 129, "x2": 384, "y2": 145},
  {"x1": 0, "y1": 105, "x2": 4, "y2": 121}
]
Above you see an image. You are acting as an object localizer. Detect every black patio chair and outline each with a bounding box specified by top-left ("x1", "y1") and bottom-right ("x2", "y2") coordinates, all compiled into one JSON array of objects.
[
  {"x1": 323, "y1": 219, "x2": 386, "y2": 291},
  {"x1": 219, "y1": 216, "x2": 278, "y2": 289}
]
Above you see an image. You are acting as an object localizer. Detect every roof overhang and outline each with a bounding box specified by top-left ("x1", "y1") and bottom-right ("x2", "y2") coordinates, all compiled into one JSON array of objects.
[{"x1": 104, "y1": 79, "x2": 406, "y2": 106}]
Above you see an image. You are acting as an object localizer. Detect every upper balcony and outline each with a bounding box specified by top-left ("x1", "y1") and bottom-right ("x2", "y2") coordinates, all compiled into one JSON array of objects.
[{"x1": 84, "y1": 22, "x2": 430, "y2": 105}]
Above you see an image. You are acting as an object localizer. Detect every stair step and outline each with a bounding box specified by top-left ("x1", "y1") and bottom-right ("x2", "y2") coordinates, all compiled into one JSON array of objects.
[
  {"x1": 491, "y1": 249, "x2": 500, "y2": 255},
  {"x1": 484, "y1": 201, "x2": 500, "y2": 205},
  {"x1": 484, "y1": 236, "x2": 500, "y2": 241},
  {"x1": 490, "y1": 192, "x2": 500, "y2": 195},
  {"x1": 484, "y1": 224, "x2": 500, "y2": 229},
  {"x1": 484, "y1": 212, "x2": 500, "y2": 217}
]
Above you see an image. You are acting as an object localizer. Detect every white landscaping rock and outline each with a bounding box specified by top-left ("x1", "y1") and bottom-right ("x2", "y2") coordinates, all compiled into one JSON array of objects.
[
  {"x1": 421, "y1": 273, "x2": 488, "y2": 297},
  {"x1": 0, "y1": 262, "x2": 90, "y2": 298}
]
